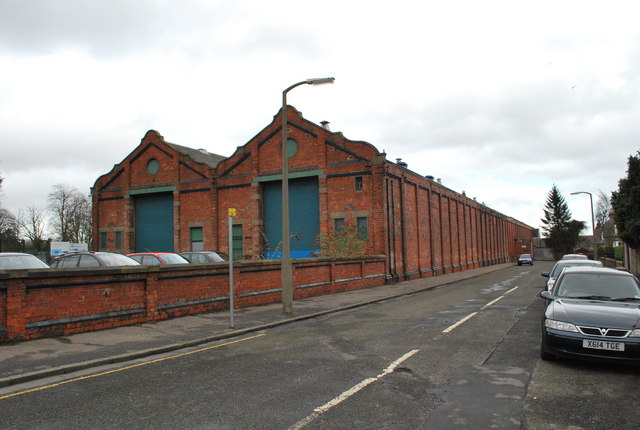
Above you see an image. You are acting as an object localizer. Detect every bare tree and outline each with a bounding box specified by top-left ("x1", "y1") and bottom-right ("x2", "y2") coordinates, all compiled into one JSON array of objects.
[
  {"x1": 0, "y1": 208, "x2": 16, "y2": 230},
  {"x1": 595, "y1": 190, "x2": 611, "y2": 228},
  {"x1": 48, "y1": 184, "x2": 74, "y2": 241},
  {"x1": 68, "y1": 193, "x2": 92, "y2": 245},
  {"x1": 0, "y1": 207, "x2": 20, "y2": 252},
  {"x1": 18, "y1": 206, "x2": 48, "y2": 251},
  {"x1": 48, "y1": 184, "x2": 92, "y2": 245}
]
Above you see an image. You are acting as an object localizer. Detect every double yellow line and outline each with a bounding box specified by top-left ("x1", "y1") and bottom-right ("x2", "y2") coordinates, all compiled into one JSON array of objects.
[{"x1": 0, "y1": 333, "x2": 265, "y2": 401}]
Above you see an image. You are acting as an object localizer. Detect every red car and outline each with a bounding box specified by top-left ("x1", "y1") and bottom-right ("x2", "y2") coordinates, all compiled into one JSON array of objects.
[{"x1": 127, "y1": 252, "x2": 189, "y2": 265}]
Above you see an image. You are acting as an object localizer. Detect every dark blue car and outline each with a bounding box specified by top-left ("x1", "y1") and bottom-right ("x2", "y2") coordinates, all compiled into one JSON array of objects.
[
  {"x1": 518, "y1": 253, "x2": 533, "y2": 265},
  {"x1": 540, "y1": 267, "x2": 640, "y2": 364}
]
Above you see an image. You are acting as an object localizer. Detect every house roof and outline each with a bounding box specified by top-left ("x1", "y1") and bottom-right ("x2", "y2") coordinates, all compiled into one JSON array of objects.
[{"x1": 166, "y1": 142, "x2": 226, "y2": 169}]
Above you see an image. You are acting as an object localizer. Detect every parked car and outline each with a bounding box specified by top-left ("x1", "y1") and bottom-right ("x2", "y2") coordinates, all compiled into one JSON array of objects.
[
  {"x1": 561, "y1": 253, "x2": 588, "y2": 260},
  {"x1": 127, "y1": 252, "x2": 189, "y2": 265},
  {"x1": 539, "y1": 267, "x2": 640, "y2": 363},
  {"x1": 0, "y1": 252, "x2": 50, "y2": 270},
  {"x1": 179, "y1": 251, "x2": 227, "y2": 263},
  {"x1": 50, "y1": 252, "x2": 140, "y2": 268},
  {"x1": 541, "y1": 259, "x2": 603, "y2": 291},
  {"x1": 517, "y1": 254, "x2": 533, "y2": 265}
]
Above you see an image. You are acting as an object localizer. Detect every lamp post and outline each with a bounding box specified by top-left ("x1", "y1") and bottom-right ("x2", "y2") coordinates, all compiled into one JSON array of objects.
[
  {"x1": 570, "y1": 191, "x2": 596, "y2": 255},
  {"x1": 281, "y1": 77, "x2": 335, "y2": 314}
]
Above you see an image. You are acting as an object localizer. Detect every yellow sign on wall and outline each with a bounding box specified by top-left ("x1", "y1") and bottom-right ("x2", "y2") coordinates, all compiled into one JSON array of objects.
[{"x1": 228, "y1": 208, "x2": 237, "y2": 217}]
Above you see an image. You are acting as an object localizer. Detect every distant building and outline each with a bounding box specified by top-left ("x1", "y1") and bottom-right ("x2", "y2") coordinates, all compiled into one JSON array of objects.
[{"x1": 92, "y1": 106, "x2": 535, "y2": 281}]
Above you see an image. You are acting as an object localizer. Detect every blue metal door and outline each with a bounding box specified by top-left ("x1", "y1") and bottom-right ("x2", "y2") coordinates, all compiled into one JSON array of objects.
[
  {"x1": 135, "y1": 193, "x2": 174, "y2": 252},
  {"x1": 263, "y1": 177, "x2": 319, "y2": 258}
]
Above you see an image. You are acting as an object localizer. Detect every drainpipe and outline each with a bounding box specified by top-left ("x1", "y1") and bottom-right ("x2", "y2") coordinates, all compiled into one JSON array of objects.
[
  {"x1": 385, "y1": 178, "x2": 392, "y2": 281},
  {"x1": 400, "y1": 176, "x2": 407, "y2": 280}
]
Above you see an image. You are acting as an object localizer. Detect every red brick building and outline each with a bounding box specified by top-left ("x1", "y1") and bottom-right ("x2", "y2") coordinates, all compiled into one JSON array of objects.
[{"x1": 92, "y1": 106, "x2": 535, "y2": 281}]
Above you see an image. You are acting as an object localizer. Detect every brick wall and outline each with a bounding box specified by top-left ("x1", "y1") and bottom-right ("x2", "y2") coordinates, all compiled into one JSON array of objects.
[
  {"x1": 92, "y1": 108, "x2": 535, "y2": 285},
  {"x1": 378, "y1": 163, "x2": 531, "y2": 281},
  {"x1": 0, "y1": 256, "x2": 386, "y2": 343}
]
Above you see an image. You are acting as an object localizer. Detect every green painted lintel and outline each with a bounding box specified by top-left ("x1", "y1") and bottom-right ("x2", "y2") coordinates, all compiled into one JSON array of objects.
[
  {"x1": 254, "y1": 169, "x2": 323, "y2": 183},
  {"x1": 126, "y1": 186, "x2": 177, "y2": 196}
]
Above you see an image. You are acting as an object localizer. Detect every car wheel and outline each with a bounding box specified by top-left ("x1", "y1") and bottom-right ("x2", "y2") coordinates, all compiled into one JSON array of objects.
[{"x1": 540, "y1": 346, "x2": 555, "y2": 361}]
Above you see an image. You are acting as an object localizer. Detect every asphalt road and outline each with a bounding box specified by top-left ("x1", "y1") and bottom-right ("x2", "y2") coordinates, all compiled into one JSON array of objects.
[{"x1": 2, "y1": 262, "x2": 639, "y2": 429}]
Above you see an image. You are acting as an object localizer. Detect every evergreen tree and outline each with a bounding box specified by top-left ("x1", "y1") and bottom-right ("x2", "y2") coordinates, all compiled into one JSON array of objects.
[
  {"x1": 612, "y1": 152, "x2": 640, "y2": 248},
  {"x1": 541, "y1": 184, "x2": 584, "y2": 254}
]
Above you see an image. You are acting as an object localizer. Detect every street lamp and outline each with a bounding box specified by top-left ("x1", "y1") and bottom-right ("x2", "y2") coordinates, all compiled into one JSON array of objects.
[
  {"x1": 281, "y1": 77, "x2": 335, "y2": 314},
  {"x1": 570, "y1": 191, "x2": 596, "y2": 254}
]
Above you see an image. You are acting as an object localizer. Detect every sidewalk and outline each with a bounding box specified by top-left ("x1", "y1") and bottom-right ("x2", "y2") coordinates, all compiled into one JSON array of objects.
[{"x1": 0, "y1": 263, "x2": 513, "y2": 388}]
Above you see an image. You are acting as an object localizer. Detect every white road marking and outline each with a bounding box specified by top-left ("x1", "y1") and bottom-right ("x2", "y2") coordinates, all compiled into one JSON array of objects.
[
  {"x1": 482, "y1": 296, "x2": 504, "y2": 309},
  {"x1": 447, "y1": 286, "x2": 520, "y2": 330},
  {"x1": 292, "y1": 285, "x2": 523, "y2": 428},
  {"x1": 442, "y1": 312, "x2": 478, "y2": 334},
  {"x1": 289, "y1": 349, "x2": 420, "y2": 430}
]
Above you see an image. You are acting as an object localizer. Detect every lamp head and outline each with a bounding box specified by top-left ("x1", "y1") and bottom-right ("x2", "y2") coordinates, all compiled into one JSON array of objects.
[
  {"x1": 570, "y1": 191, "x2": 591, "y2": 196},
  {"x1": 306, "y1": 77, "x2": 335, "y2": 85}
]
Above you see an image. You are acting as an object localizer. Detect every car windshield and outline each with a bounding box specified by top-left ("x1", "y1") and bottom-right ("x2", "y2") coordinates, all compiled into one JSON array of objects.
[
  {"x1": 550, "y1": 261, "x2": 602, "y2": 278},
  {"x1": 99, "y1": 253, "x2": 140, "y2": 266},
  {"x1": 556, "y1": 273, "x2": 640, "y2": 300},
  {"x1": 205, "y1": 252, "x2": 226, "y2": 262},
  {"x1": 0, "y1": 254, "x2": 49, "y2": 270},
  {"x1": 562, "y1": 254, "x2": 587, "y2": 260},
  {"x1": 161, "y1": 254, "x2": 189, "y2": 264},
  {"x1": 520, "y1": 254, "x2": 531, "y2": 259}
]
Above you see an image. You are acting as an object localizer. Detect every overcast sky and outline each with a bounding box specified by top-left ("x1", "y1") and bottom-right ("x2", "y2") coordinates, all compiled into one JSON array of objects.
[{"x1": 1, "y1": 0, "x2": 639, "y2": 235}]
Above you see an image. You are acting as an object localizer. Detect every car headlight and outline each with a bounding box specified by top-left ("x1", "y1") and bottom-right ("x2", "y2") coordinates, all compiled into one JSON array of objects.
[
  {"x1": 545, "y1": 319, "x2": 578, "y2": 332},
  {"x1": 629, "y1": 329, "x2": 640, "y2": 338}
]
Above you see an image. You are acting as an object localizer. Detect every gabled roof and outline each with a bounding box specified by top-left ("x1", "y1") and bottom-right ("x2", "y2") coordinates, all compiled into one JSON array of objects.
[{"x1": 166, "y1": 142, "x2": 226, "y2": 169}]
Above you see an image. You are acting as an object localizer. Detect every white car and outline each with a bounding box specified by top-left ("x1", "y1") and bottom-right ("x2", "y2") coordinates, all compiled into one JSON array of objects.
[{"x1": 561, "y1": 253, "x2": 588, "y2": 260}]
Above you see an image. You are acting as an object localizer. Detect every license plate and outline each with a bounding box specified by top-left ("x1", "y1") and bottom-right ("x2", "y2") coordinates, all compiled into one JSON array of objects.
[{"x1": 583, "y1": 339, "x2": 625, "y2": 351}]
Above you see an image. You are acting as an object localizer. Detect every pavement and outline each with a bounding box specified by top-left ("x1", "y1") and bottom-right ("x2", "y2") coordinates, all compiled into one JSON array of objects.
[{"x1": 0, "y1": 263, "x2": 514, "y2": 388}]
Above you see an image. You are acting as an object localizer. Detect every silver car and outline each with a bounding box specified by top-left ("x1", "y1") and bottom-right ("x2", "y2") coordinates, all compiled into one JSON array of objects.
[
  {"x1": 0, "y1": 252, "x2": 50, "y2": 270},
  {"x1": 542, "y1": 259, "x2": 603, "y2": 291}
]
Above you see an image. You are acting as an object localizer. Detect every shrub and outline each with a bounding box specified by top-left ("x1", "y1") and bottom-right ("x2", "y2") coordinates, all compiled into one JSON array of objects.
[{"x1": 318, "y1": 229, "x2": 367, "y2": 258}]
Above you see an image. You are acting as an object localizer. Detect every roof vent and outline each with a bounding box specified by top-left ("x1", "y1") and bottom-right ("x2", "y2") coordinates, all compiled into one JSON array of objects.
[
  {"x1": 436, "y1": 178, "x2": 442, "y2": 184},
  {"x1": 320, "y1": 121, "x2": 331, "y2": 131},
  {"x1": 396, "y1": 158, "x2": 408, "y2": 167},
  {"x1": 198, "y1": 148, "x2": 209, "y2": 154},
  {"x1": 425, "y1": 175, "x2": 434, "y2": 180}
]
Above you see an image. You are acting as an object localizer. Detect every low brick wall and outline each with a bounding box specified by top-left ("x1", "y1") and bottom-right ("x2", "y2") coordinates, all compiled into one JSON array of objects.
[{"x1": 0, "y1": 256, "x2": 386, "y2": 343}]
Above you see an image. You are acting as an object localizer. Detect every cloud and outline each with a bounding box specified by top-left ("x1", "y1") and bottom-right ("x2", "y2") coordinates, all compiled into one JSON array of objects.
[
  {"x1": 0, "y1": 0, "x2": 322, "y2": 60},
  {"x1": 0, "y1": 0, "x2": 169, "y2": 56},
  {"x1": 1, "y1": 0, "x2": 640, "y2": 234}
]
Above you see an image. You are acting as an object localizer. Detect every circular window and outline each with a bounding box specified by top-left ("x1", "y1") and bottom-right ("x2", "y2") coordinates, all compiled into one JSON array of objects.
[
  {"x1": 147, "y1": 158, "x2": 159, "y2": 175},
  {"x1": 287, "y1": 138, "x2": 298, "y2": 158}
]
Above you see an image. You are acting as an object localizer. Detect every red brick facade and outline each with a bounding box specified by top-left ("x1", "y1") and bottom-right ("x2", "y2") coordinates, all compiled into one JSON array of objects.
[
  {"x1": 0, "y1": 107, "x2": 536, "y2": 343},
  {"x1": 92, "y1": 106, "x2": 535, "y2": 280}
]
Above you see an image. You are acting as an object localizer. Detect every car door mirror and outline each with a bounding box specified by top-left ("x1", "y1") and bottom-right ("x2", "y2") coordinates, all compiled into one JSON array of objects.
[
  {"x1": 539, "y1": 290, "x2": 553, "y2": 300},
  {"x1": 541, "y1": 272, "x2": 550, "y2": 278}
]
